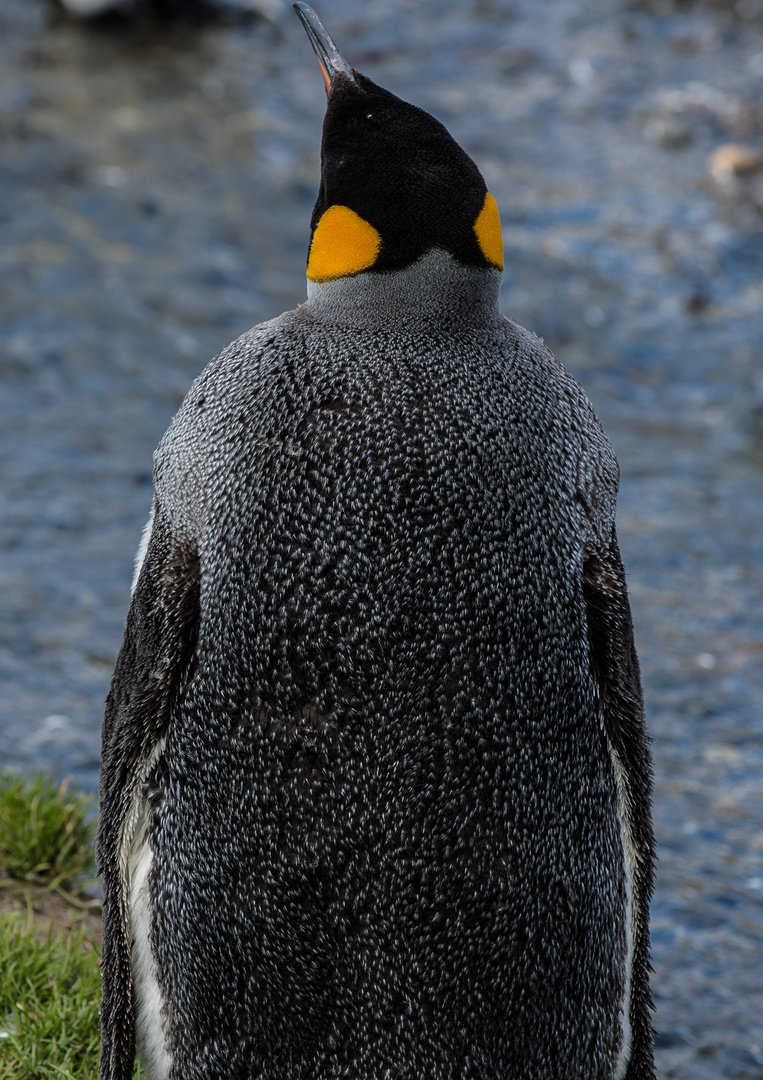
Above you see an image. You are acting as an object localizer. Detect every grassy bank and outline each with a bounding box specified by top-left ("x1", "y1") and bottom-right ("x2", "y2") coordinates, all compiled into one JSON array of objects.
[{"x1": 0, "y1": 772, "x2": 143, "y2": 1079}]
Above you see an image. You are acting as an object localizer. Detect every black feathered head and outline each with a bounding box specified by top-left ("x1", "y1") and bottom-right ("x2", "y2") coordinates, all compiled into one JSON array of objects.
[{"x1": 294, "y1": 3, "x2": 504, "y2": 282}]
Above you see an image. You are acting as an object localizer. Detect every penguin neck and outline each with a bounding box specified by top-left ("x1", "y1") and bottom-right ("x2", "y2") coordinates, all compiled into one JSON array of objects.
[{"x1": 303, "y1": 249, "x2": 502, "y2": 332}]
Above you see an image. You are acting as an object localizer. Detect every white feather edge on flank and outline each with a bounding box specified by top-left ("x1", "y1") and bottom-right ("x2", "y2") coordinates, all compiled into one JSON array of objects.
[
  {"x1": 131, "y1": 502, "x2": 156, "y2": 594},
  {"x1": 118, "y1": 738, "x2": 172, "y2": 1080},
  {"x1": 603, "y1": 726, "x2": 638, "y2": 1080},
  {"x1": 128, "y1": 808, "x2": 173, "y2": 1080}
]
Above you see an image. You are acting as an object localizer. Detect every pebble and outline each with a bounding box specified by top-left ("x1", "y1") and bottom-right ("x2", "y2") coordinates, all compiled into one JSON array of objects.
[{"x1": 709, "y1": 142, "x2": 763, "y2": 183}]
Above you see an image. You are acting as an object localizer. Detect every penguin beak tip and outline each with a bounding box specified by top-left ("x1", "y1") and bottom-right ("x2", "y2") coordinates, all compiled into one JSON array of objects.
[{"x1": 293, "y1": 2, "x2": 355, "y2": 94}]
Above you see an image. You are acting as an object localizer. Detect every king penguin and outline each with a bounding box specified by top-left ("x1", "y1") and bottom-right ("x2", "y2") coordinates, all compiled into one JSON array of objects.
[{"x1": 98, "y1": 5, "x2": 655, "y2": 1078}]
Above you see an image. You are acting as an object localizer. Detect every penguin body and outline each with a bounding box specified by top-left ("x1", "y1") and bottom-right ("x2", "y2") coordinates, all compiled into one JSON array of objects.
[{"x1": 99, "y1": 8, "x2": 654, "y2": 1079}]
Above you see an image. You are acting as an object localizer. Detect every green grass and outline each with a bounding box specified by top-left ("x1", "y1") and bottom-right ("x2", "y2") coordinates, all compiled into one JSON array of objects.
[
  {"x1": 0, "y1": 773, "x2": 96, "y2": 890},
  {"x1": 0, "y1": 916, "x2": 145, "y2": 1080},
  {"x1": 0, "y1": 915, "x2": 101, "y2": 1079},
  {"x1": 0, "y1": 774, "x2": 145, "y2": 1078}
]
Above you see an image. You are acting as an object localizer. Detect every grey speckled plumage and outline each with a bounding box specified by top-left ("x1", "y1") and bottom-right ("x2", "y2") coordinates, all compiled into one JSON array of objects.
[
  {"x1": 99, "y1": 255, "x2": 654, "y2": 1080},
  {"x1": 98, "y1": 12, "x2": 654, "y2": 1077}
]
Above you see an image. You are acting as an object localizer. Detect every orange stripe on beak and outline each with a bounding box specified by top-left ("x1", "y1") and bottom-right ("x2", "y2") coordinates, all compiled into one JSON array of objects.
[{"x1": 317, "y1": 57, "x2": 332, "y2": 94}]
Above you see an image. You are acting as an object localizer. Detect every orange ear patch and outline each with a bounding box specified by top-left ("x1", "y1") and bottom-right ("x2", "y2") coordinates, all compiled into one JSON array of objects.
[
  {"x1": 307, "y1": 205, "x2": 382, "y2": 281},
  {"x1": 473, "y1": 192, "x2": 504, "y2": 271}
]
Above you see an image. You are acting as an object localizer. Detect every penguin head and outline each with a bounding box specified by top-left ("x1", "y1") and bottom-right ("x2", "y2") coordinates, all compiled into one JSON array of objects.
[{"x1": 294, "y1": 3, "x2": 504, "y2": 284}]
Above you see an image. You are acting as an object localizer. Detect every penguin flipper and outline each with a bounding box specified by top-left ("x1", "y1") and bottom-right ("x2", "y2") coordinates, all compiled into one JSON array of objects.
[
  {"x1": 582, "y1": 527, "x2": 656, "y2": 1080},
  {"x1": 98, "y1": 503, "x2": 200, "y2": 1080}
]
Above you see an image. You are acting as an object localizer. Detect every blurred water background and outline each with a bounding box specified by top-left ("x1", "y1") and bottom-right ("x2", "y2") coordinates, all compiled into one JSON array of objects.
[{"x1": 1, "y1": 0, "x2": 762, "y2": 1074}]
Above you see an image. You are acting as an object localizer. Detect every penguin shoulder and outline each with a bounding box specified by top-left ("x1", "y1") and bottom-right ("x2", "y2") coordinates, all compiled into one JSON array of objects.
[
  {"x1": 150, "y1": 311, "x2": 305, "y2": 536},
  {"x1": 497, "y1": 313, "x2": 620, "y2": 542}
]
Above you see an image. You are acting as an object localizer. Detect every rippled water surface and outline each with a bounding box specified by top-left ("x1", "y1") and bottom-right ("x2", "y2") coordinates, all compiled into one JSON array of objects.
[{"x1": 1, "y1": 0, "x2": 762, "y2": 1074}]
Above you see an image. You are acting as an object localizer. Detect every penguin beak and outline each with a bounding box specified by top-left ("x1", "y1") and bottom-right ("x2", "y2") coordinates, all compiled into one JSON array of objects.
[{"x1": 293, "y1": 3, "x2": 356, "y2": 95}]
